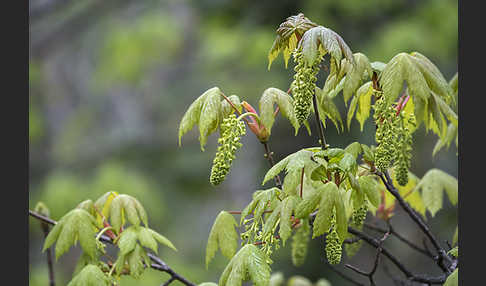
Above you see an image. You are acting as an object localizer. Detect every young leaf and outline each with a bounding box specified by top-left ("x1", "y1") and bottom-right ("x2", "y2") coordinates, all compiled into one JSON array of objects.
[
  {"x1": 179, "y1": 87, "x2": 223, "y2": 150},
  {"x1": 358, "y1": 176, "x2": 380, "y2": 208},
  {"x1": 355, "y1": 82, "x2": 374, "y2": 131},
  {"x1": 219, "y1": 244, "x2": 271, "y2": 286},
  {"x1": 109, "y1": 194, "x2": 148, "y2": 233},
  {"x1": 34, "y1": 201, "x2": 50, "y2": 217},
  {"x1": 279, "y1": 195, "x2": 301, "y2": 245},
  {"x1": 443, "y1": 268, "x2": 458, "y2": 286},
  {"x1": 118, "y1": 225, "x2": 177, "y2": 256},
  {"x1": 268, "y1": 13, "x2": 318, "y2": 69},
  {"x1": 315, "y1": 87, "x2": 343, "y2": 132},
  {"x1": 241, "y1": 188, "x2": 281, "y2": 224},
  {"x1": 343, "y1": 53, "x2": 372, "y2": 104},
  {"x1": 94, "y1": 191, "x2": 118, "y2": 226},
  {"x1": 259, "y1": 87, "x2": 300, "y2": 135},
  {"x1": 43, "y1": 209, "x2": 98, "y2": 260},
  {"x1": 417, "y1": 169, "x2": 458, "y2": 217},
  {"x1": 221, "y1": 95, "x2": 242, "y2": 118},
  {"x1": 67, "y1": 264, "x2": 110, "y2": 286},
  {"x1": 206, "y1": 211, "x2": 239, "y2": 268}
]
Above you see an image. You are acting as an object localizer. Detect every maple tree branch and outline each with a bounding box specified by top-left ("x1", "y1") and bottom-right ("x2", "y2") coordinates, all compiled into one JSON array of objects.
[
  {"x1": 312, "y1": 93, "x2": 328, "y2": 150},
  {"x1": 376, "y1": 171, "x2": 453, "y2": 274},
  {"x1": 29, "y1": 210, "x2": 197, "y2": 286},
  {"x1": 262, "y1": 141, "x2": 283, "y2": 188}
]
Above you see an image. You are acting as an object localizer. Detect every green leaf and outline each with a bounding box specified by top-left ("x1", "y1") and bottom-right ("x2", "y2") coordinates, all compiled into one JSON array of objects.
[
  {"x1": 118, "y1": 225, "x2": 177, "y2": 256},
  {"x1": 241, "y1": 188, "x2": 281, "y2": 224},
  {"x1": 343, "y1": 53, "x2": 372, "y2": 104},
  {"x1": 347, "y1": 94, "x2": 359, "y2": 130},
  {"x1": 259, "y1": 87, "x2": 300, "y2": 135},
  {"x1": 206, "y1": 211, "x2": 239, "y2": 268},
  {"x1": 34, "y1": 201, "x2": 50, "y2": 217},
  {"x1": 432, "y1": 123, "x2": 457, "y2": 157},
  {"x1": 291, "y1": 218, "x2": 310, "y2": 266},
  {"x1": 268, "y1": 14, "x2": 317, "y2": 69},
  {"x1": 67, "y1": 264, "x2": 110, "y2": 286},
  {"x1": 179, "y1": 87, "x2": 223, "y2": 150},
  {"x1": 443, "y1": 268, "x2": 458, "y2": 286},
  {"x1": 371, "y1": 61, "x2": 387, "y2": 73},
  {"x1": 279, "y1": 196, "x2": 302, "y2": 245},
  {"x1": 109, "y1": 194, "x2": 148, "y2": 233},
  {"x1": 448, "y1": 246, "x2": 458, "y2": 258},
  {"x1": 43, "y1": 209, "x2": 98, "y2": 260},
  {"x1": 94, "y1": 191, "x2": 118, "y2": 227},
  {"x1": 199, "y1": 283, "x2": 218, "y2": 286},
  {"x1": 219, "y1": 244, "x2": 271, "y2": 286},
  {"x1": 417, "y1": 169, "x2": 458, "y2": 217},
  {"x1": 316, "y1": 87, "x2": 343, "y2": 132},
  {"x1": 452, "y1": 226, "x2": 458, "y2": 246},
  {"x1": 148, "y1": 228, "x2": 177, "y2": 251},
  {"x1": 221, "y1": 95, "x2": 242, "y2": 117},
  {"x1": 311, "y1": 183, "x2": 338, "y2": 238},
  {"x1": 344, "y1": 142, "x2": 362, "y2": 159},
  {"x1": 76, "y1": 200, "x2": 96, "y2": 216},
  {"x1": 449, "y1": 72, "x2": 458, "y2": 97},
  {"x1": 355, "y1": 82, "x2": 374, "y2": 131},
  {"x1": 299, "y1": 26, "x2": 354, "y2": 67},
  {"x1": 358, "y1": 176, "x2": 380, "y2": 208}
]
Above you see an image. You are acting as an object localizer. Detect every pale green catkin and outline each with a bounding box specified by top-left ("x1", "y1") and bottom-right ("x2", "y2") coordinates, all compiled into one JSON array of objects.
[
  {"x1": 209, "y1": 114, "x2": 246, "y2": 185},
  {"x1": 394, "y1": 113, "x2": 415, "y2": 186},
  {"x1": 325, "y1": 215, "x2": 342, "y2": 265},
  {"x1": 373, "y1": 96, "x2": 398, "y2": 172},
  {"x1": 291, "y1": 49, "x2": 323, "y2": 124}
]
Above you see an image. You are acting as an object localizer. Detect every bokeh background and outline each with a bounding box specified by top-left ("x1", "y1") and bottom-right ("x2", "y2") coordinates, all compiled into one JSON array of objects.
[{"x1": 29, "y1": 0, "x2": 458, "y2": 285}]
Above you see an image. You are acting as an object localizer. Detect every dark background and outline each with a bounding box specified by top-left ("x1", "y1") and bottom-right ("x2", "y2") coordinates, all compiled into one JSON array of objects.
[{"x1": 29, "y1": 0, "x2": 458, "y2": 284}]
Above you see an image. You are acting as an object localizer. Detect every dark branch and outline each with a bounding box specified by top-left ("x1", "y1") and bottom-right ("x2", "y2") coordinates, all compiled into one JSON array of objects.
[
  {"x1": 37, "y1": 215, "x2": 55, "y2": 286},
  {"x1": 325, "y1": 262, "x2": 365, "y2": 286},
  {"x1": 377, "y1": 171, "x2": 453, "y2": 273},
  {"x1": 29, "y1": 210, "x2": 197, "y2": 286}
]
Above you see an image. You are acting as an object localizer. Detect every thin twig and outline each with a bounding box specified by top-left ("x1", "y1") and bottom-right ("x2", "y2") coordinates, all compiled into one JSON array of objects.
[
  {"x1": 311, "y1": 93, "x2": 328, "y2": 149},
  {"x1": 39, "y1": 217, "x2": 55, "y2": 286},
  {"x1": 29, "y1": 210, "x2": 197, "y2": 286},
  {"x1": 262, "y1": 141, "x2": 282, "y2": 188},
  {"x1": 325, "y1": 262, "x2": 365, "y2": 286}
]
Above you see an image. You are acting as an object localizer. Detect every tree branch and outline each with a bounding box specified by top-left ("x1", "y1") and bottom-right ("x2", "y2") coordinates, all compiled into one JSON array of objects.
[
  {"x1": 376, "y1": 171, "x2": 453, "y2": 273},
  {"x1": 262, "y1": 141, "x2": 282, "y2": 188},
  {"x1": 312, "y1": 93, "x2": 328, "y2": 150},
  {"x1": 29, "y1": 210, "x2": 197, "y2": 286}
]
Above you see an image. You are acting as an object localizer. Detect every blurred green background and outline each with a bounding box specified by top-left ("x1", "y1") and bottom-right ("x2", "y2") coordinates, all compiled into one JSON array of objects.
[{"x1": 29, "y1": 0, "x2": 457, "y2": 285}]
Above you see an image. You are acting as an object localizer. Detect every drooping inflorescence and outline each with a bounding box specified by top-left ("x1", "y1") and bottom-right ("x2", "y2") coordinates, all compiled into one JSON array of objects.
[
  {"x1": 325, "y1": 214, "x2": 342, "y2": 265},
  {"x1": 290, "y1": 49, "x2": 323, "y2": 124},
  {"x1": 209, "y1": 114, "x2": 246, "y2": 186},
  {"x1": 352, "y1": 201, "x2": 368, "y2": 227},
  {"x1": 373, "y1": 93, "x2": 415, "y2": 186}
]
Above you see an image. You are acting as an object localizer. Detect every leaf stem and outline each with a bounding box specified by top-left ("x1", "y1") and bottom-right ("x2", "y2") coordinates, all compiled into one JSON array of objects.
[{"x1": 312, "y1": 93, "x2": 328, "y2": 149}]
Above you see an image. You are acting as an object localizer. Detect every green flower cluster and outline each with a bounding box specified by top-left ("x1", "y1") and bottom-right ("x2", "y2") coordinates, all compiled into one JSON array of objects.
[
  {"x1": 394, "y1": 113, "x2": 415, "y2": 186},
  {"x1": 291, "y1": 49, "x2": 323, "y2": 124},
  {"x1": 373, "y1": 95, "x2": 415, "y2": 186},
  {"x1": 325, "y1": 215, "x2": 342, "y2": 265},
  {"x1": 209, "y1": 114, "x2": 246, "y2": 186},
  {"x1": 352, "y1": 202, "x2": 368, "y2": 227},
  {"x1": 241, "y1": 216, "x2": 281, "y2": 257}
]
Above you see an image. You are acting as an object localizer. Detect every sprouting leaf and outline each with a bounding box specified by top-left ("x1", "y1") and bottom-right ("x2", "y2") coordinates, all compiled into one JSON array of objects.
[
  {"x1": 76, "y1": 200, "x2": 96, "y2": 216},
  {"x1": 448, "y1": 246, "x2": 458, "y2": 258},
  {"x1": 241, "y1": 188, "x2": 281, "y2": 224},
  {"x1": 206, "y1": 211, "x2": 239, "y2": 268},
  {"x1": 291, "y1": 218, "x2": 310, "y2": 266},
  {"x1": 344, "y1": 142, "x2": 362, "y2": 160},
  {"x1": 449, "y1": 72, "x2": 458, "y2": 97},
  {"x1": 433, "y1": 123, "x2": 458, "y2": 156},
  {"x1": 262, "y1": 149, "x2": 319, "y2": 191},
  {"x1": 67, "y1": 264, "x2": 110, "y2": 286},
  {"x1": 298, "y1": 25, "x2": 354, "y2": 67},
  {"x1": 259, "y1": 87, "x2": 300, "y2": 135},
  {"x1": 347, "y1": 94, "x2": 358, "y2": 130},
  {"x1": 355, "y1": 82, "x2": 374, "y2": 131},
  {"x1": 268, "y1": 13, "x2": 317, "y2": 69},
  {"x1": 315, "y1": 87, "x2": 343, "y2": 132},
  {"x1": 221, "y1": 95, "x2": 242, "y2": 117},
  {"x1": 358, "y1": 176, "x2": 380, "y2": 208},
  {"x1": 278, "y1": 195, "x2": 301, "y2": 245},
  {"x1": 43, "y1": 209, "x2": 98, "y2": 260},
  {"x1": 343, "y1": 53, "x2": 372, "y2": 105},
  {"x1": 179, "y1": 87, "x2": 224, "y2": 150},
  {"x1": 417, "y1": 169, "x2": 458, "y2": 217},
  {"x1": 108, "y1": 194, "x2": 148, "y2": 233},
  {"x1": 410, "y1": 52, "x2": 455, "y2": 105},
  {"x1": 219, "y1": 244, "x2": 271, "y2": 286},
  {"x1": 118, "y1": 225, "x2": 176, "y2": 257},
  {"x1": 115, "y1": 243, "x2": 151, "y2": 278},
  {"x1": 371, "y1": 61, "x2": 387, "y2": 73},
  {"x1": 443, "y1": 268, "x2": 458, "y2": 286},
  {"x1": 94, "y1": 191, "x2": 118, "y2": 227}
]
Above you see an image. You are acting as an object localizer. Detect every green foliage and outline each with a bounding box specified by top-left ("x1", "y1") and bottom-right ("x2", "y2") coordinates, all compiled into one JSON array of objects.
[
  {"x1": 347, "y1": 81, "x2": 373, "y2": 131},
  {"x1": 342, "y1": 53, "x2": 373, "y2": 105},
  {"x1": 109, "y1": 194, "x2": 148, "y2": 233},
  {"x1": 416, "y1": 169, "x2": 458, "y2": 217},
  {"x1": 43, "y1": 209, "x2": 99, "y2": 260},
  {"x1": 209, "y1": 114, "x2": 246, "y2": 185},
  {"x1": 315, "y1": 87, "x2": 344, "y2": 132},
  {"x1": 34, "y1": 202, "x2": 50, "y2": 217},
  {"x1": 67, "y1": 265, "x2": 111, "y2": 286},
  {"x1": 268, "y1": 13, "x2": 317, "y2": 69},
  {"x1": 179, "y1": 87, "x2": 224, "y2": 150},
  {"x1": 218, "y1": 244, "x2": 271, "y2": 286},
  {"x1": 259, "y1": 87, "x2": 301, "y2": 136},
  {"x1": 118, "y1": 225, "x2": 176, "y2": 255},
  {"x1": 448, "y1": 246, "x2": 458, "y2": 258},
  {"x1": 206, "y1": 211, "x2": 239, "y2": 268},
  {"x1": 443, "y1": 268, "x2": 458, "y2": 286}
]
